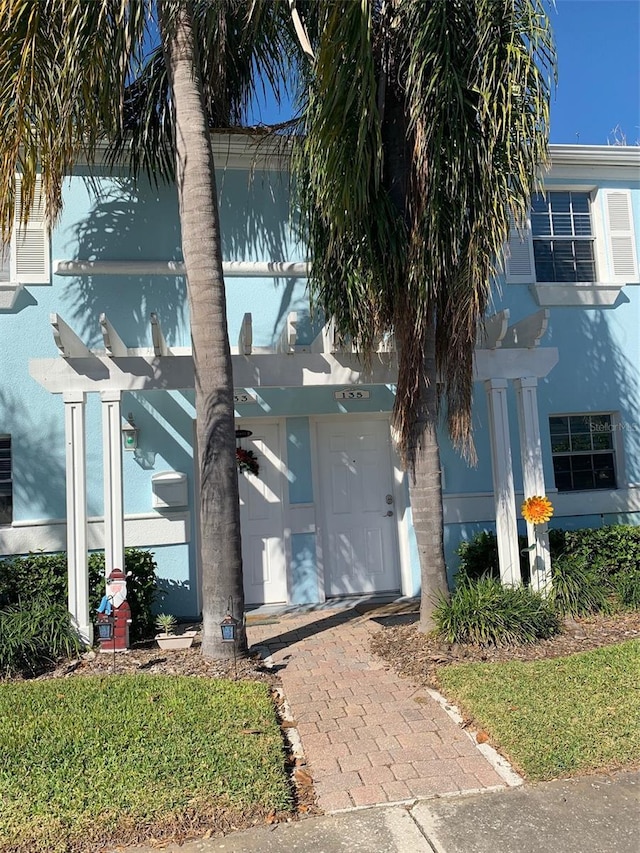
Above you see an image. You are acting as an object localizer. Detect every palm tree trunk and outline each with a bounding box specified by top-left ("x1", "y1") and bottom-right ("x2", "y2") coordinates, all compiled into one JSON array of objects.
[
  {"x1": 407, "y1": 325, "x2": 449, "y2": 633},
  {"x1": 159, "y1": 1, "x2": 246, "y2": 658},
  {"x1": 382, "y1": 79, "x2": 449, "y2": 632}
]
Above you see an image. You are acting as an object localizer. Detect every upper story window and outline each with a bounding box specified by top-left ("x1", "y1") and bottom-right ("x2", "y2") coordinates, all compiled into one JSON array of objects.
[
  {"x1": 549, "y1": 414, "x2": 617, "y2": 492},
  {"x1": 0, "y1": 435, "x2": 12, "y2": 525},
  {"x1": 0, "y1": 176, "x2": 50, "y2": 290},
  {"x1": 531, "y1": 191, "x2": 596, "y2": 283},
  {"x1": 504, "y1": 186, "x2": 639, "y2": 306}
]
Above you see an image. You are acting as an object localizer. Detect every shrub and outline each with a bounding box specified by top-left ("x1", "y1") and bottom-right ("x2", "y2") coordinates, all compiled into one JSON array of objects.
[
  {"x1": 456, "y1": 525, "x2": 640, "y2": 614},
  {"x1": 0, "y1": 549, "x2": 160, "y2": 642},
  {"x1": 457, "y1": 532, "x2": 501, "y2": 583},
  {"x1": 456, "y1": 530, "x2": 531, "y2": 586},
  {"x1": 550, "y1": 554, "x2": 613, "y2": 617},
  {"x1": 0, "y1": 552, "x2": 68, "y2": 608},
  {"x1": 433, "y1": 578, "x2": 561, "y2": 646},
  {"x1": 556, "y1": 525, "x2": 640, "y2": 578},
  {"x1": 0, "y1": 596, "x2": 83, "y2": 678},
  {"x1": 615, "y1": 568, "x2": 640, "y2": 610}
]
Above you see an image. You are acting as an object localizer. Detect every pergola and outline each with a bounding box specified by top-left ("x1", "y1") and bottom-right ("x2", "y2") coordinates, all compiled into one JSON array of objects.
[{"x1": 29, "y1": 260, "x2": 558, "y2": 641}]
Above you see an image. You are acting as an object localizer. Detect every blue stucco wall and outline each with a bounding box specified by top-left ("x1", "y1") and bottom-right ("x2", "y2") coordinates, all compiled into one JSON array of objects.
[{"x1": 2, "y1": 151, "x2": 640, "y2": 613}]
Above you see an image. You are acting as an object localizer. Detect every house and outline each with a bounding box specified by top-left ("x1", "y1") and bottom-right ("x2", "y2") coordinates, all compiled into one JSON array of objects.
[{"x1": 1, "y1": 139, "x2": 638, "y2": 639}]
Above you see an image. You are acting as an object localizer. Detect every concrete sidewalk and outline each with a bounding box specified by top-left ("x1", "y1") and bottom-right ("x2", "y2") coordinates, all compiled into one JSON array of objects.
[{"x1": 130, "y1": 771, "x2": 640, "y2": 853}]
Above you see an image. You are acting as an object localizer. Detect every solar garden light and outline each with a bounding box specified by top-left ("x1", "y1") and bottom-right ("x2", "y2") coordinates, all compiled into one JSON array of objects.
[
  {"x1": 220, "y1": 598, "x2": 239, "y2": 643},
  {"x1": 220, "y1": 597, "x2": 239, "y2": 679}
]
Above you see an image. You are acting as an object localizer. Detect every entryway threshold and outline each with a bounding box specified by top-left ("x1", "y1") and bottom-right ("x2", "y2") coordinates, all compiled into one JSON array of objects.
[{"x1": 245, "y1": 593, "x2": 419, "y2": 621}]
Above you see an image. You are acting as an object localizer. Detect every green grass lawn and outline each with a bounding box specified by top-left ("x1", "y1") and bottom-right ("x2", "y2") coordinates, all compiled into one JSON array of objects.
[
  {"x1": 437, "y1": 640, "x2": 640, "y2": 781},
  {"x1": 0, "y1": 675, "x2": 292, "y2": 853}
]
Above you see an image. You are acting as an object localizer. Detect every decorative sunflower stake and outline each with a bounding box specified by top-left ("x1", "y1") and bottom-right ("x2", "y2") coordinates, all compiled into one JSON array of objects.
[
  {"x1": 236, "y1": 447, "x2": 260, "y2": 476},
  {"x1": 521, "y1": 495, "x2": 553, "y2": 525}
]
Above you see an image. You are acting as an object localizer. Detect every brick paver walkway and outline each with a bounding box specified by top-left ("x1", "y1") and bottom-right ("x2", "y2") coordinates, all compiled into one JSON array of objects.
[{"x1": 248, "y1": 605, "x2": 506, "y2": 813}]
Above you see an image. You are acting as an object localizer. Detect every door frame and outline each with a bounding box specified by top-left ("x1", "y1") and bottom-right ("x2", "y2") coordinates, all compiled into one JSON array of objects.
[
  {"x1": 236, "y1": 417, "x2": 290, "y2": 605},
  {"x1": 310, "y1": 413, "x2": 413, "y2": 599}
]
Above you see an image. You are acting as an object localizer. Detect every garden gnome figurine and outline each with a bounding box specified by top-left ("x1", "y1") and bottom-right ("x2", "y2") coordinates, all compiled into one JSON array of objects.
[{"x1": 97, "y1": 568, "x2": 132, "y2": 652}]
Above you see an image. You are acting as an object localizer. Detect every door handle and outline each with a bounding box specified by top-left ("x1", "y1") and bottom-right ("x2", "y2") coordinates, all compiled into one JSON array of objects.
[{"x1": 383, "y1": 510, "x2": 394, "y2": 517}]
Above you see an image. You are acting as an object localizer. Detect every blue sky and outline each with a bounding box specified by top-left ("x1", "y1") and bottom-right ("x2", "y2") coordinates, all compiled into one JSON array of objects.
[
  {"x1": 252, "y1": 1, "x2": 640, "y2": 147},
  {"x1": 550, "y1": 0, "x2": 640, "y2": 144}
]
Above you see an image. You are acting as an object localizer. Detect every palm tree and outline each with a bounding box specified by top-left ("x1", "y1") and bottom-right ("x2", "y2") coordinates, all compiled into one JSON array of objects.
[
  {"x1": 293, "y1": 0, "x2": 556, "y2": 629},
  {"x1": 0, "y1": 0, "x2": 292, "y2": 658}
]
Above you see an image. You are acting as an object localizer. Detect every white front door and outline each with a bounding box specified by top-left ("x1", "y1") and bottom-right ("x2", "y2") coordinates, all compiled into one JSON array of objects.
[
  {"x1": 238, "y1": 421, "x2": 288, "y2": 605},
  {"x1": 317, "y1": 418, "x2": 400, "y2": 596}
]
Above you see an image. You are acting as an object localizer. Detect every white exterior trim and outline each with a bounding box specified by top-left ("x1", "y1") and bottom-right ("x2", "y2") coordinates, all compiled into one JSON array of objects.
[
  {"x1": 29, "y1": 352, "x2": 400, "y2": 393},
  {"x1": 529, "y1": 282, "x2": 624, "y2": 306},
  {"x1": 549, "y1": 145, "x2": 640, "y2": 169},
  {"x1": 485, "y1": 379, "x2": 520, "y2": 586},
  {"x1": 30, "y1": 348, "x2": 559, "y2": 395},
  {"x1": 63, "y1": 392, "x2": 90, "y2": 643},
  {"x1": 0, "y1": 511, "x2": 190, "y2": 556},
  {"x1": 515, "y1": 377, "x2": 551, "y2": 593},
  {"x1": 54, "y1": 260, "x2": 310, "y2": 278},
  {"x1": 0, "y1": 282, "x2": 23, "y2": 309},
  {"x1": 101, "y1": 391, "x2": 125, "y2": 576},
  {"x1": 442, "y1": 486, "x2": 640, "y2": 525}
]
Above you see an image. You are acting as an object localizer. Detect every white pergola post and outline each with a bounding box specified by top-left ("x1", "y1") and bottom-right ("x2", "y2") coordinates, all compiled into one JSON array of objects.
[
  {"x1": 485, "y1": 378, "x2": 521, "y2": 586},
  {"x1": 101, "y1": 391, "x2": 125, "y2": 578},
  {"x1": 515, "y1": 377, "x2": 552, "y2": 594},
  {"x1": 64, "y1": 391, "x2": 91, "y2": 643}
]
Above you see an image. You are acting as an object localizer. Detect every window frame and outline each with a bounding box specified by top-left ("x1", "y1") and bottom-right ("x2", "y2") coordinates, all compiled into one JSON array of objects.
[
  {"x1": 531, "y1": 190, "x2": 598, "y2": 284},
  {"x1": 549, "y1": 412, "x2": 622, "y2": 493}
]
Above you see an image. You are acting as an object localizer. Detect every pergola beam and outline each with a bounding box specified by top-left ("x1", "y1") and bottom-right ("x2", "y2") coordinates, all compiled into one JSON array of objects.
[
  {"x1": 276, "y1": 311, "x2": 297, "y2": 354},
  {"x1": 99, "y1": 313, "x2": 129, "y2": 357},
  {"x1": 502, "y1": 309, "x2": 550, "y2": 349},
  {"x1": 238, "y1": 312, "x2": 253, "y2": 355},
  {"x1": 51, "y1": 313, "x2": 92, "y2": 358},
  {"x1": 478, "y1": 310, "x2": 510, "y2": 350},
  {"x1": 150, "y1": 312, "x2": 169, "y2": 357}
]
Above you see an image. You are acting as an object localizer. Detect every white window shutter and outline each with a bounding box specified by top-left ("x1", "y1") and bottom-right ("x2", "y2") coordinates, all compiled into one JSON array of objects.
[
  {"x1": 10, "y1": 175, "x2": 50, "y2": 285},
  {"x1": 603, "y1": 189, "x2": 638, "y2": 283},
  {"x1": 504, "y1": 214, "x2": 536, "y2": 284}
]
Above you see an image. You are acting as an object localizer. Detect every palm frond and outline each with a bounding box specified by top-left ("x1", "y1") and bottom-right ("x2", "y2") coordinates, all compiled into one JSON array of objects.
[
  {"x1": 295, "y1": 0, "x2": 556, "y2": 472},
  {"x1": 0, "y1": 0, "x2": 149, "y2": 234}
]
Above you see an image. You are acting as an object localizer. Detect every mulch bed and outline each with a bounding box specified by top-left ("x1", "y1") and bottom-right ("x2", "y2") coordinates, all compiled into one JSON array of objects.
[{"x1": 369, "y1": 609, "x2": 640, "y2": 688}]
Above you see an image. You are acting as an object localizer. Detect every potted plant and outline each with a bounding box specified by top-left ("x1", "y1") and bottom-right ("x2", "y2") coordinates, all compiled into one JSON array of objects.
[{"x1": 154, "y1": 613, "x2": 197, "y2": 650}]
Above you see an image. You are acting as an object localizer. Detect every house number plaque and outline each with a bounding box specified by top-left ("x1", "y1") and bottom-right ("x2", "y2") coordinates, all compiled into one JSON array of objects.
[{"x1": 333, "y1": 389, "x2": 371, "y2": 400}]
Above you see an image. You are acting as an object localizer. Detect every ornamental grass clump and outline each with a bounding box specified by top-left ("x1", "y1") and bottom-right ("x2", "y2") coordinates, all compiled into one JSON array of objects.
[
  {"x1": 434, "y1": 577, "x2": 561, "y2": 647},
  {"x1": 0, "y1": 596, "x2": 83, "y2": 679},
  {"x1": 550, "y1": 554, "x2": 613, "y2": 617}
]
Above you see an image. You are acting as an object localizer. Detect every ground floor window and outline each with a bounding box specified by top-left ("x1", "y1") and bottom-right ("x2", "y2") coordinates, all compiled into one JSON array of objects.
[
  {"x1": 0, "y1": 435, "x2": 11, "y2": 524},
  {"x1": 549, "y1": 413, "x2": 617, "y2": 491}
]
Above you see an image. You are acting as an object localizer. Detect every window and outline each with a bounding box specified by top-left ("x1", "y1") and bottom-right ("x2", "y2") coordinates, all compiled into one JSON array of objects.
[
  {"x1": 531, "y1": 191, "x2": 596, "y2": 282},
  {"x1": 0, "y1": 436, "x2": 12, "y2": 524},
  {"x1": 504, "y1": 186, "x2": 638, "y2": 306},
  {"x1": 549, "y1": 414, "x2": 617, "y2": 492}
]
